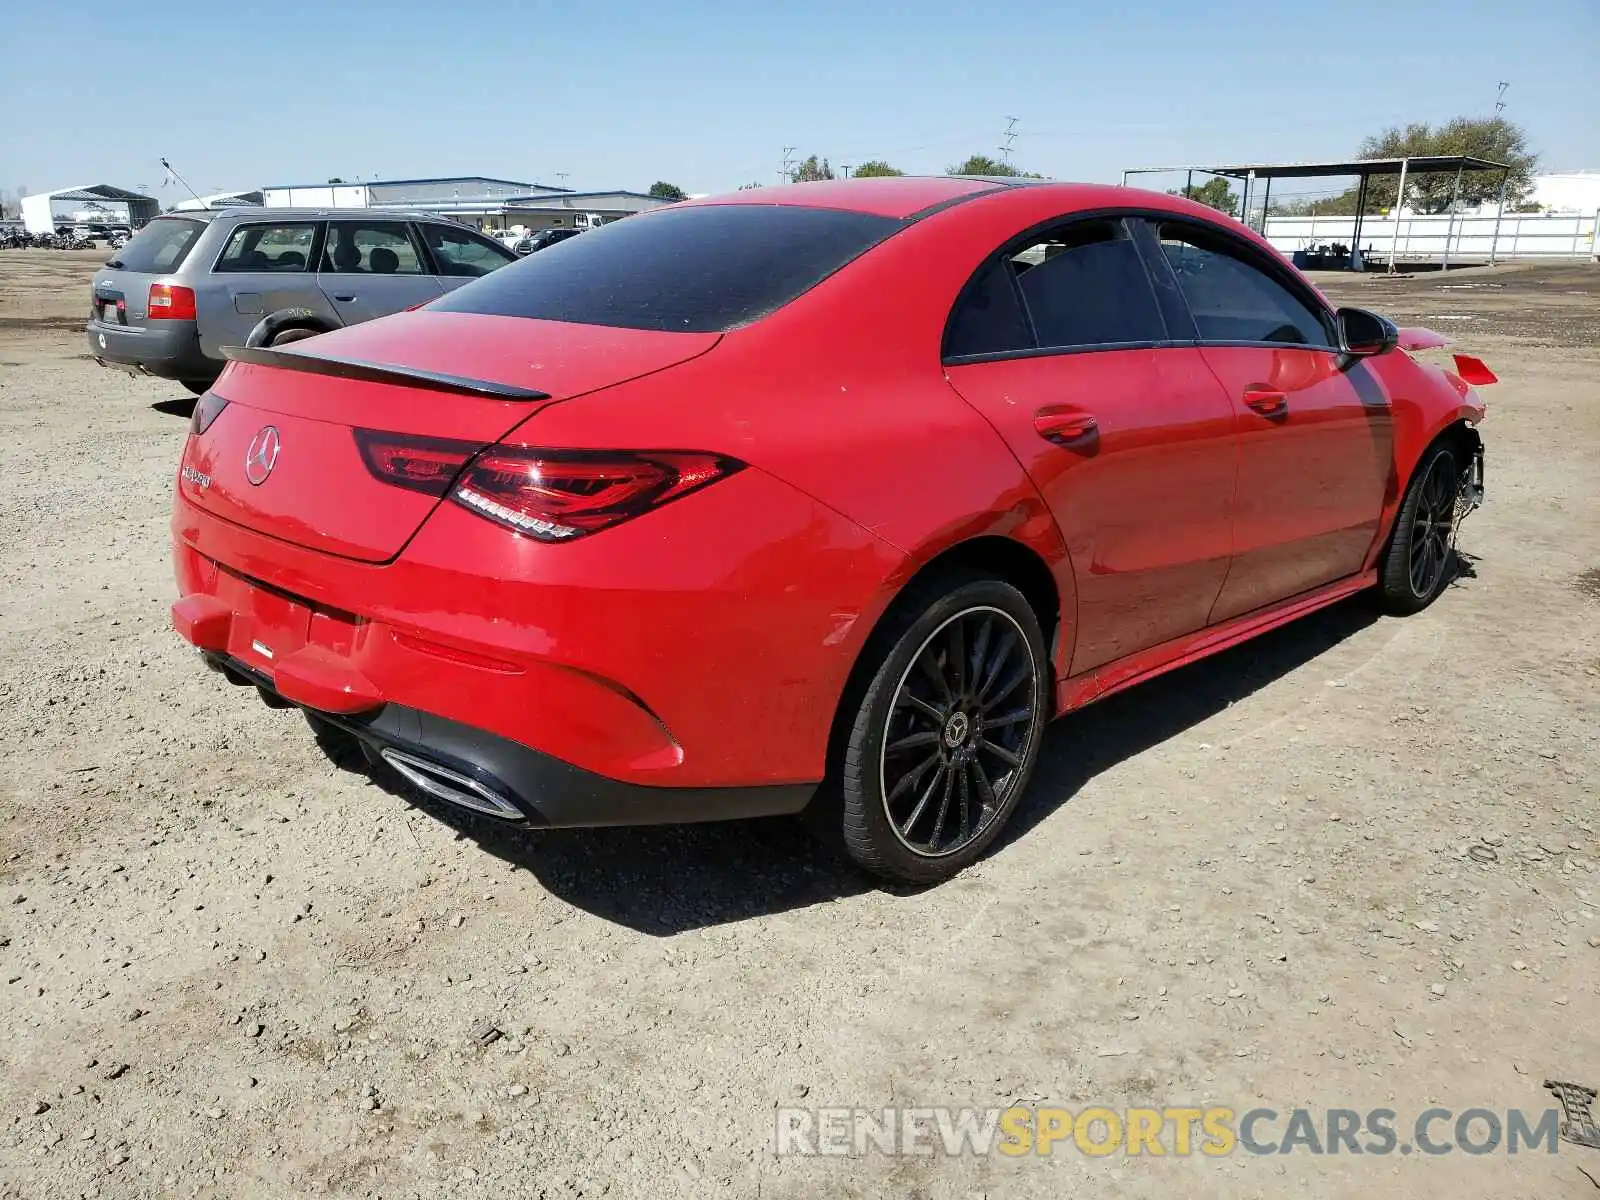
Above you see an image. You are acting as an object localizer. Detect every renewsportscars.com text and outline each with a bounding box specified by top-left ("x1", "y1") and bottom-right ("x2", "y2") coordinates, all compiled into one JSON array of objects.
[{"x1": 775, "y1": 1105, "x2": 1562, "y2": 1158}]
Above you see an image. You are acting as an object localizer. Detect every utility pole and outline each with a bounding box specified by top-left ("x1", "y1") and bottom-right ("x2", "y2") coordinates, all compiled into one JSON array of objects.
[
  {"x1": 1494, "y1": 80, "x2": 1509, "y2": 115},
  {"x1": 781, "y1": 147, "x2": 796, "y2": 184},
  {"x1": 840, "y1": 164, "x2": 852, "y2": 179},
  {"x1": 1000, "y1": 116, "x2": 1018, "y2": 166}
]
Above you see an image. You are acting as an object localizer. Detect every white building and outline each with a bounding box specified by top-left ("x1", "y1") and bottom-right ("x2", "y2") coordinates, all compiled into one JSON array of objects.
[{"x1": 1467, "y1": 170, "x2": 1600, "y2": 216}]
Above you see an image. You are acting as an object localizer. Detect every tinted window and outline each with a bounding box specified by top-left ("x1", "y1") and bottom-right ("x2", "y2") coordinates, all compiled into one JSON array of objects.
[
  {"x1": 944, "y1": 258, "x2": 1032, "y2": 358},
  {"x1": 1157, "y1": 223, "x2": 1333, "y2": 346},
  {"x1": 111, "y1": 218, "x2": 202, "y2": 273},
  {"x1": 422, "y1": 224, "x2": 516, "y2": 277},
  {"x1": 433, "y1": 204, "x2": 902, "y2": 332},
  {"x1": 944, "y1": 219, "x2": 1167, "y2": 358},
  {"x1": 1012, "y1": 220, "x2": 1166, "y2": 349},
  {"x1": 323, "y1": 221, "x2": 424, "y2": 274},
  {"x1": 216, "y1": 222, "x2": 319, "y2": 273}
]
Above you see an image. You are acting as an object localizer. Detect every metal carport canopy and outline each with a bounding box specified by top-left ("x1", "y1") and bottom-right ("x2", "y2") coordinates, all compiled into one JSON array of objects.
[
  {"x1": 1121, "y1": 155, "x2": 1511, "y2": 271},
  {"x1": 1166, "y1": 156, "x2": 1508, "y2": 179}
]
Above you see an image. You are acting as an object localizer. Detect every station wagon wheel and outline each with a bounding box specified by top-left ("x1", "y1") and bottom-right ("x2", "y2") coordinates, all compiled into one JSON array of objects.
[
  {"x1": 828, "y1": 574, "x2": 1051, "y2": 885},
  {"x1": 1379, "y1": 442, "x2": 1462, "y2": 615}
]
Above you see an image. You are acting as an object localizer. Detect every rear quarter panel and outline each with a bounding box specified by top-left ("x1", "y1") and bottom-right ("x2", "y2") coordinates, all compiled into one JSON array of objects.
[
  {"x1": 194, "y1": 270, "x2": 341, "y2": 357},
  {"x1": 511, "y1": 189, "x2": 1127, "y2": 690},
  {"x1": 191, "y1": 221, "x2": 341, "y2": 356}
]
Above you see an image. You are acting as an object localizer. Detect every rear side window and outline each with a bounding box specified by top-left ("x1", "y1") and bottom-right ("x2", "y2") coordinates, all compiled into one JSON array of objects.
[
  {"x1": 323, "y1": 221, "x2": 425, "y2": 274},
  {"x1": 1157, "y1": 222, "x2": 1333, "y2": 346},
  {"x1": 111, "y1": 218, "x2": 202, "y2": 273},
  {"x1": 944, "y1": 218, "x2": 1167, "y2": 358},
  {"x1": 215, "y1": 222, "x2": 319, "y2": 273},
  {"x1": 944, "y1": 259, "x2": 1032, "y2": 358},
  {"x1": 422, "y1": 224, "x2": 516, "y2": 277},
  {"x1": 433, "y1": 204, "x2": 903, "y2": 332}
]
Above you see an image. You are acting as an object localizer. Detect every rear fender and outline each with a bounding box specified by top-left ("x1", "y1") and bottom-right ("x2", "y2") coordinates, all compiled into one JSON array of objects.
[{"x1": 245, "y1": 307, "x2": 341, "y2": 349}]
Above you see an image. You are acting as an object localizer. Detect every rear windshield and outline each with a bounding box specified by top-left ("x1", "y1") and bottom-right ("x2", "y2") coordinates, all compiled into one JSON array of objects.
[
  {"x1": 432, "y1": 204, "x2": 903, "y2": 332},
  {"x1": 109, "y1": 217, "x2": 204, "y2": 274}
]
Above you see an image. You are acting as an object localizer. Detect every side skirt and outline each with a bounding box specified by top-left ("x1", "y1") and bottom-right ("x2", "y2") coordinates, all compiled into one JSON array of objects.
[{"x1": 1058, "y1": 570, "x2": 1378, "y2": 712}]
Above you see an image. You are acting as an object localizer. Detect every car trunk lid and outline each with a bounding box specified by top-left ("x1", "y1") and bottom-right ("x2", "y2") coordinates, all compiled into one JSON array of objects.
[{"x1": 177, "y1": 310, "x2": 720, "y2": 563}]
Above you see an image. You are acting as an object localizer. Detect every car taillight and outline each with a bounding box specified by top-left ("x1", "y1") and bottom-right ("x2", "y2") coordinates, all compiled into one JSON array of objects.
[
  {"x1": 148, "y1": 283, "x2": 196, "y2": 320},
  {"x1": 189, "y1": 391, "x2": 228, "y2": 434},
  {"x1": 354, "y1": 431, "x2": 742, "y2": 542},
  {"x1": 354, "y1": 429, "x2": 478, "y2": 496}
]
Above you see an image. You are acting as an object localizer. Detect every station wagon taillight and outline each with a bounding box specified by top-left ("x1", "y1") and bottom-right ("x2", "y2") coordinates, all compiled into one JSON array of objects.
[
  {"x1": 353, "y1": 429, "x2": 742, "y2": 542},
  {"x1": 148, "y1": 283, "x2": 196, "y2": 320}
]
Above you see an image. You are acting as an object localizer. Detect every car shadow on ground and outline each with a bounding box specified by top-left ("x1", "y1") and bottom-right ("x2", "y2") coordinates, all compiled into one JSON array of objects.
[
  {"x1": 351, "y1": 591, "x2": 1406, "y2": 935},
  {"x1": 151, "y1": 396, "x2": 197, "y2": 419}
]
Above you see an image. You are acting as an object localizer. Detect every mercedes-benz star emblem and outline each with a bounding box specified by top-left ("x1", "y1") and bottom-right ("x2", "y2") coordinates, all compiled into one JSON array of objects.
[{"x1": 244, "y1": 426, "x2": 281, "y2": 486}]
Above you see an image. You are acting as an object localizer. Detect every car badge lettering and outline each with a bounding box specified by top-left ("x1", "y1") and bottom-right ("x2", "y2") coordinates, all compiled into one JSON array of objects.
[
  {"x1": 181, "y1": 465, "x2": 211, "y2": 490},
  {"x1": 244, "y1": 426, "x2": 281, "y2": 486}
]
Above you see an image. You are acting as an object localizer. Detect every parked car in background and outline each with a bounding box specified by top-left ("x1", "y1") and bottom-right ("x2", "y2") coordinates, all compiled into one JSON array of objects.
[
  {"x1": 86, "y1": 209, "x2": 517, "y2": 394},
  {"x1": 512, "y1": 227, "x2": 583, "y2": 255}
]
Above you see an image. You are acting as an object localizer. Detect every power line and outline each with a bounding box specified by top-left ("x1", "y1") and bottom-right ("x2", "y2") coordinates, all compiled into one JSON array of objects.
[
  {"x1": 1000, "y1": 116, "x2": 1018, "y2": 165},
  {"x1": 780, "y1": 146, "x2": 796, "y2": 184}
]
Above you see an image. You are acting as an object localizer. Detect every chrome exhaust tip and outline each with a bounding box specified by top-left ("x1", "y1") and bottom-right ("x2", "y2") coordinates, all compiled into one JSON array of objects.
[{"x1": 378, "y1": 747, "x2": 525, "y2": 821}]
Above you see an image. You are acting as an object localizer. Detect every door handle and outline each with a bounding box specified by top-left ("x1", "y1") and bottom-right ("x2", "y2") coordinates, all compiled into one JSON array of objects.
[
  {"x1": 1033, "y1": 409, "x2": 1098, "y2": 444},
  {"x1": 333, "y1": 294, "x2": 356, "y2": 302},
  {"x1": 1243, "y1": 387, "x2": 1287, "y2": 416}
]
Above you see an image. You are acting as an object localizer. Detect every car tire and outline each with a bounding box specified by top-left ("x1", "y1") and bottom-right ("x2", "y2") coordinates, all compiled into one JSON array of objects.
[
  {"x1": 831, "y1": 572, "x2": 1050, "y2": 885},
  {"x1": 179, "y1": 378, "x2": 215, "y2": 396},
  {"x1": 269, "y1": 327, "x2": 321, "y2": 347},
  {"x1": 1378, "y1": 441, "x2": 1461, "y2": 615}
]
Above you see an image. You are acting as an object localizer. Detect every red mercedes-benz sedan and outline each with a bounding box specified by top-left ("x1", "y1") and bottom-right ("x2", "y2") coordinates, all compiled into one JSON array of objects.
[{"x1": 169, "y1": 176, "x2": 1488, "y2": 884}]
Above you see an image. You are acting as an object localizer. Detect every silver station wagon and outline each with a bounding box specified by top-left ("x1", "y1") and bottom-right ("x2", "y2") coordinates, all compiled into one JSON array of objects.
[{"x1": 86, "y1": 209, "x2": 518, "y2": 393}]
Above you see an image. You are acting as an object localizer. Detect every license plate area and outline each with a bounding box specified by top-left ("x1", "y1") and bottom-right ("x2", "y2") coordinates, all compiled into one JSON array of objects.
[{"x1": 217, "y1": 571, "x2": 312, "y2": 671}]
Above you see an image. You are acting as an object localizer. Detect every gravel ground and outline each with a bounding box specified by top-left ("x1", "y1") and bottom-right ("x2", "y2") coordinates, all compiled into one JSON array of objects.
[{"x1": 1, "y1": 251, "x2": 1597, "y2": 1199}]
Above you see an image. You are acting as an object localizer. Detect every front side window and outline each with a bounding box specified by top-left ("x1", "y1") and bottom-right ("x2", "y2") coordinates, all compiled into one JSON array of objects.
[
  {"x1": 1156, "y1": 222, "x2": 1333, "y2": 346},
  {"x1": 421, "y1": 224, "x2": 516, "y2": 277},
  {"x1": 944, "y1": 217, "x2": 1167, "y2": 358},
  {"x1": 215, "y1": 222, "x2": 319, "y2": 273},
  {"x1": 322, "y1": 222, "x2": 425, "y2": 274}
]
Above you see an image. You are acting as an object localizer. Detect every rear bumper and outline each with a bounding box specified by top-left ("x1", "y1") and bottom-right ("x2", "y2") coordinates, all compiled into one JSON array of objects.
[
  {"x1": 200, "y1": 650, "x2": 815, "y2": 827},
  {"x1": 171, "y1": 467, "x2": 898, "y2": 791},
  {"x1": 87, "y1": 318, "x2": 217, "y2": 382}
]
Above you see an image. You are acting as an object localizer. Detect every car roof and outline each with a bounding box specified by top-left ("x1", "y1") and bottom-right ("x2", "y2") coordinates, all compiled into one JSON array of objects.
[
  {"x1": 156, "y1": 207, "x2": 458, "y2": 223},
  {"x1": 674, "y1": 177, "x2": 1249, "y2": 226},
  {"x1": 679, "y1": 176, "x2": 1018, "y2": 219}
]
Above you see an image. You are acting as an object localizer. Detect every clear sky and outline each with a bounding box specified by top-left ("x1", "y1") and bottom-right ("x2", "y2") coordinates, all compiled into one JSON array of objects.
[{"x1": 2, "y1": 0, "x2": 1595, "y2": 202}]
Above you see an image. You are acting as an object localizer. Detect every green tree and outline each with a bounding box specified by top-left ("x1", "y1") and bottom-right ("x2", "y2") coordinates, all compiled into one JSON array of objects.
[
  {"x1": 948, "y1": 154, "x2": 1020, "y2": 177},
  {"x1": 1168, "y1": 177, "x2": 1238, "y2": 215},
  {"x1": 737, "y1": 181, "x2": 764, "y2": 190},
  {"x1": 790, "y1": 155, "x2": 836, "y2": 183},
  {"x1": 327, "y1": 177, "x2": 347, "y2": 184},
  {"x1": 1359, "y1": 117, "x2": 1537, "y2": 211},
  {"x1": 647, "y1": 181, "x2": 687, "y2": 201},
  {"x1": 850, "y1": 160, "x2": 904, "y2": 178}
]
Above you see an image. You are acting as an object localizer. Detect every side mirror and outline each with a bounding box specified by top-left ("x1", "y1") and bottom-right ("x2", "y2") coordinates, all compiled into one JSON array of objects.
[{"x1": 1336, "y1": 307, "x2": 1398, "y2": 358}]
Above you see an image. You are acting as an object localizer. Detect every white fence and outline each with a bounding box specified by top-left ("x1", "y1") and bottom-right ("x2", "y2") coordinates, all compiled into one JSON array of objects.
[{"x1": 1261, "y1": 211, "x2": 1599, "y2": 264}]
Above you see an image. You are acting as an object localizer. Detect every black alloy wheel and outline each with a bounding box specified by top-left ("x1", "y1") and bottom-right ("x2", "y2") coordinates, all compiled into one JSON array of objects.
[{"x1": 880, "y1": 606, "x2": 1038, "y2": 858}]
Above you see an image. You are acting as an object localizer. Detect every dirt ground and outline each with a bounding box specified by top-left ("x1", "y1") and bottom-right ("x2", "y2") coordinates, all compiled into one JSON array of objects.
[{"x1": 1, "y1": 250, "x2": 1597, "y2": 1200}]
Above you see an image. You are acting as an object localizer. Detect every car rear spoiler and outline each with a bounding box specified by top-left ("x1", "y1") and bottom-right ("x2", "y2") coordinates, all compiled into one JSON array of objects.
[
  {"x1": 220, "y1": 344, "x2": 551, "y2": 401},
  {"x1": 1394, "y1": 327, "x2": 1498, "y2": 386}
]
